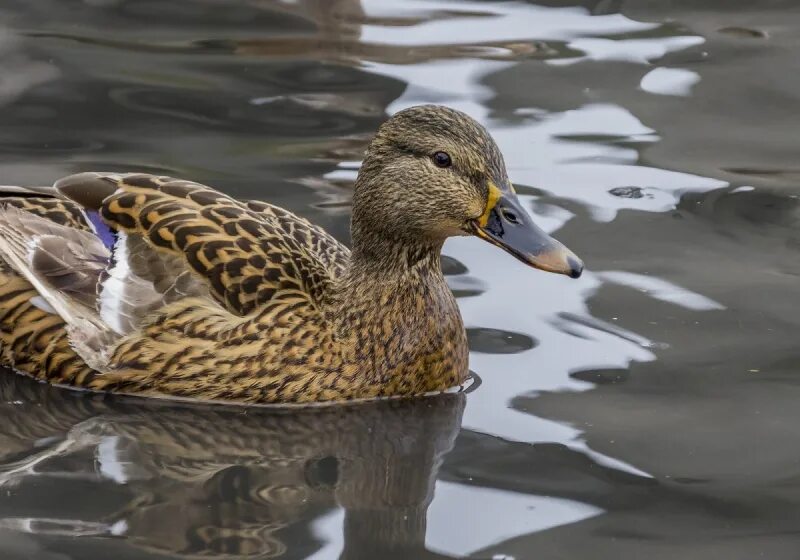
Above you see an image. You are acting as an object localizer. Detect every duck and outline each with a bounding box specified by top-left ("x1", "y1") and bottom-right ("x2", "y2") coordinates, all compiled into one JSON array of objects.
[{"x1": 0, "y1": 105, "x2": 582, "y2": 404}]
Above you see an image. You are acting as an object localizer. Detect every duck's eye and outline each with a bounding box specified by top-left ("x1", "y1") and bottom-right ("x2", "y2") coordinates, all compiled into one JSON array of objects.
[{"x1": 432, "y1": 151, "x2": 452, "y2": 168}]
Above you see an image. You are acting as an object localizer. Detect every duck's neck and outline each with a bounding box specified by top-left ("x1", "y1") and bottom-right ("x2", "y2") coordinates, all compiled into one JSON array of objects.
[
  {"x1": 337, "y1": 233, "x2": 450, "y2": 324},
  {"x1": 349, "y1": 227, "x2": 445, "y2": 278},
  {"x1": 331, "y1": 233, "x2": 468, "y2": 396}
]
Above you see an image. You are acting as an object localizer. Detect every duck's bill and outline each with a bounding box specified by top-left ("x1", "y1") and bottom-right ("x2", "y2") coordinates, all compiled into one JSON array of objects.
[{"x1": 470, "y1": 194, "x2": 584, "y2": 279}]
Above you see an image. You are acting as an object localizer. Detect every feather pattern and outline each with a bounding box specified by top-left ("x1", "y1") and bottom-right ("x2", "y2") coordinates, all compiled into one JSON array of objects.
[
  {"x1": 96, "y1": 232, "x2": 208, "y2": 335},
  {"x1": 56, "y1": 172, "x2": 341, "y2": 316}
]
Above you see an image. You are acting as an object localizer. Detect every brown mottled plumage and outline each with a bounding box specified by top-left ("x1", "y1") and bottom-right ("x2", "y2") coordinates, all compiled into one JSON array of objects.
[{"x1": 0, "y1": 105, "x2": 582, "y2": 404}]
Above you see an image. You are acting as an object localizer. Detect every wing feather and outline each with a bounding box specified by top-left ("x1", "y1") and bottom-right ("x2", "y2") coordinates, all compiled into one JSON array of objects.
[{"x1": 57, "y1": 173, "x2": 345, "y2": 316}]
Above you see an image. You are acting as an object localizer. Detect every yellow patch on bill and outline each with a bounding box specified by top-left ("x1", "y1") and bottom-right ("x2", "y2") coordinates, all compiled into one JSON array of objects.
[{"x1": 478, "y1": 181, "x2": 503, "y2": 227}]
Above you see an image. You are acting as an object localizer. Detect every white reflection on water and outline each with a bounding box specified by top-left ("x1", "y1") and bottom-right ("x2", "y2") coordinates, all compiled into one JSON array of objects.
[
  {"x1": 488, "y1": 105, "x2": 727, "y2": 221},
  {"x1": 307, "y1": 509, "x2": 345, "y2": 560},
  {"x1": 640, "y1": 67, "x2": 702, "y2": 96},
  {"x1": 361, "y1": 0, "x2": 656, "y2": 45},
  {"x1": 597, "y1": 271, "x2": 725, "y2": 311},
  {"x1": 551, "y1": 36, "x2": 705, "y2": 65},
  {"x1": 308, "y1": 483, "x2": 602, "y2": 558},
  {"x1": 426, "y1": 482, "x2": 602, "y2": 556}
]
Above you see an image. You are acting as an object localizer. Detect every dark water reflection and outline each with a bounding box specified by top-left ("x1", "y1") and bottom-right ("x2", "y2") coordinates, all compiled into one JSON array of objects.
[
  {"x1": 0, "y1": 376, "x2": 463, "y2": 559},
  {"x1": 2, "y1": 0, "x2": 800, "y2": 558}
]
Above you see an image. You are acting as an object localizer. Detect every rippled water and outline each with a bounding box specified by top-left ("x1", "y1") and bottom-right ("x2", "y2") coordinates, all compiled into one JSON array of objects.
[{"x1": 1, "y1": 0, "x2": 799, "y2": 558}]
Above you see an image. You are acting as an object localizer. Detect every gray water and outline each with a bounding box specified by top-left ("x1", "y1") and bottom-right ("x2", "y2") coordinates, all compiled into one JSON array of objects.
[{"x1": 0, "y1": 0, "x2": 799, "y2": 558}]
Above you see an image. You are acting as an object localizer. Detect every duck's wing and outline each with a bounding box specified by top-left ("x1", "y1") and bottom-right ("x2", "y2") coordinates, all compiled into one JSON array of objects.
[
  {"x1": 243, "y1": 199, "x2": 349, "y2": 277},
  {"x1": 0, "y1": 184, "x2": 210, "y2": 335},
  {"x1": 54, "y1": 172, "x2": 342, "y2": 316},
  {"x1": 0, "y1": 175, "x2": 346, "y2": 379}
]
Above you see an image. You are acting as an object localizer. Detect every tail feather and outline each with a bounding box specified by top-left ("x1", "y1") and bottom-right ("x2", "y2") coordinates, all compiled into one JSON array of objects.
[
  {"x1": 0, "y1": 205, "x2": 118, "y2": 370},
  {"x1": 30, "y1": 235, "x2": 104, "y2": 308},
  {"x1": 0, "y1": 185, "x2": 59, "y2": 197}
]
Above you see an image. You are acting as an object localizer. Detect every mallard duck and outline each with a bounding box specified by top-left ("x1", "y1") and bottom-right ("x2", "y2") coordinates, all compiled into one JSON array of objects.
[{"x1": 0, "y1": 105, "x2": 582, "y2": 404}]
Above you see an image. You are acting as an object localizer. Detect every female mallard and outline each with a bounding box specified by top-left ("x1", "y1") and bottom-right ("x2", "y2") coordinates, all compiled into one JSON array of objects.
[{"x1": 0, "y1": 105, "x2": 582, "y2": 404}]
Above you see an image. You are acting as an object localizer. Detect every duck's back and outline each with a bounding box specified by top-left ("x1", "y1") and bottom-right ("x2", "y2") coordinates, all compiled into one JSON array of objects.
[{"x1": 0, "y1": 173, "x2": 351, "y2": 402}]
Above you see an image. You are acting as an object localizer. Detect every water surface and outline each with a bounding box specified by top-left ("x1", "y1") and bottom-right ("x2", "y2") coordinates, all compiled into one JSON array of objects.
[{"x1": 0, "y1": 0, "x2": 799, "y2": 558}]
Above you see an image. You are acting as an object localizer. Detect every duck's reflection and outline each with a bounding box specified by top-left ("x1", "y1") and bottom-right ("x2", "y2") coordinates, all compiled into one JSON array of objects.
[{"x1": 0, "y1": 373, "x2": 464, "y2": 558}]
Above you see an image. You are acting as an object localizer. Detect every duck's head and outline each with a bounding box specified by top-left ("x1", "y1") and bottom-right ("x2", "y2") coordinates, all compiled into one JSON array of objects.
[{"x1": 352, "y1": 105, "x2": 583, "y2": 278}]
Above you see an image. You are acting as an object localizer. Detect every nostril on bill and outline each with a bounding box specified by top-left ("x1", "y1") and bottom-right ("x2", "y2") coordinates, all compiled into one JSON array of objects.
[{"x1": 501, "y1": 210, "x2": 519, "y2": 224}]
